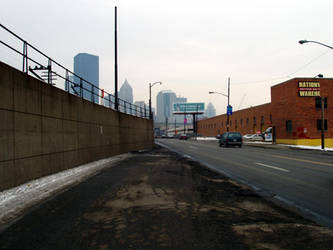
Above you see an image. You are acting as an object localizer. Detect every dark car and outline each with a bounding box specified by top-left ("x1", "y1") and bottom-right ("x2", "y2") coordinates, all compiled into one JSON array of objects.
[
  {"x1": 219, "y1": 132, "x2": 243, "y2": 147},
  {"x1": 179, "y1": 134, "x2": 188, "y2": 140}
]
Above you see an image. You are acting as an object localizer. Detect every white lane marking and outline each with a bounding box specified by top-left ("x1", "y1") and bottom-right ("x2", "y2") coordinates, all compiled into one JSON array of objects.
[
  {"x1": 189, "y1": 146, "x2": 198, "y2": 149},
  {"x1": 255, "y1": 162, "x2": 290, "y2": 172}
]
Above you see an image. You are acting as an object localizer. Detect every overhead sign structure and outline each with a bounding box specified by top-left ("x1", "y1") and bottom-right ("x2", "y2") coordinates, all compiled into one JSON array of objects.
[
  {"x1": 173, "y1": 102, "x2": 205, "y2": 114},
  {"x1": 298, "y1": 81, "x2": 320, "y2": 97}
]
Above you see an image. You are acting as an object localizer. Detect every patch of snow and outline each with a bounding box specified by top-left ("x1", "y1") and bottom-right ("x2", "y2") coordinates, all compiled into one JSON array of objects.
[
  {"x1": 279, "y1": 144, "x2": 333, "y2": 151},
  {"x1": 197, "y1": 137, "x2": 333, "y2": 151},
  {"x1": 244, "y1": 141, "x2": 272, "y2": 145},
  {"x1": 0, "y1": 154, "x2": 130, "y2": 229},
  {"x1": 196, "y1": 137, "x2": 218, "y2": 141}
]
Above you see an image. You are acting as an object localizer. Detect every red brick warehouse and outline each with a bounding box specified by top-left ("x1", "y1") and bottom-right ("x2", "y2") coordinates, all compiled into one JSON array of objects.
[{"x1": 197, "y1": 78, "x2": 333, "y2": 147}]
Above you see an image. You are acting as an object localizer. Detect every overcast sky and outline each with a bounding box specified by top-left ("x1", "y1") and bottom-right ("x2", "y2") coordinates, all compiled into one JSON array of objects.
[{"x1": 1, "y1": 0, "x2": 333, "y2": 114}]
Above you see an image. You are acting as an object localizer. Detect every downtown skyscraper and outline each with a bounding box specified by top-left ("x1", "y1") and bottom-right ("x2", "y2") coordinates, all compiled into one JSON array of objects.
[{"x1": 73, "y1": 53, "x2": 99, "y2": 104}]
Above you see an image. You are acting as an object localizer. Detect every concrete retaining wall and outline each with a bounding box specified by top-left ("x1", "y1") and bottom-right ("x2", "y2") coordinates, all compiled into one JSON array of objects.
[{"x1": 0, "y1": 62, "x2": 153, "y2": 191}]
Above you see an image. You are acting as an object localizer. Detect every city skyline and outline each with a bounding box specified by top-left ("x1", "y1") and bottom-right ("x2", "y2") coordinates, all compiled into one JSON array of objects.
[{"x1": 1, "y1": 0, "x2": 333, "y2": 115}]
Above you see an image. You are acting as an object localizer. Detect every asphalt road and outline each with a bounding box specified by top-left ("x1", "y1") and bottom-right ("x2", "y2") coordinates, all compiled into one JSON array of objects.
[{"x1": 156, "y1": 139, "x2": 333, "y2": 227}]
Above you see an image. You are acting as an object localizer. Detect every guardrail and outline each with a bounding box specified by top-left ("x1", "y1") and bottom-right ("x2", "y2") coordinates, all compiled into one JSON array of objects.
[{"x1": 0, "y1": 23, "x2": 149, "y2": 119}]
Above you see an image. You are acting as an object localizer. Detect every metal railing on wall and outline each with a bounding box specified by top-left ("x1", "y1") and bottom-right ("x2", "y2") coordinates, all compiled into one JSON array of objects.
[{"x1": 0, "y1": 23, "x2": 149, "y2": 119}]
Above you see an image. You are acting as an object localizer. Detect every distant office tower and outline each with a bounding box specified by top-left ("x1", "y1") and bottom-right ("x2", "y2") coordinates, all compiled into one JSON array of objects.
[
  {"x1": 118, "y1": 79, "x2": 133, "y2": 113},
  {"x1": 205, "y1": 102, "x2": 216, "y2": 118},
  {"x1": 73, "y1": 53, "x2": 99, "y2": 104},
  {"x1": 156, "y1": 90, "x2": 177, "y2": 123},
  {"x1": 119, "y1": 79, "x2": 133, "y2": 103}
]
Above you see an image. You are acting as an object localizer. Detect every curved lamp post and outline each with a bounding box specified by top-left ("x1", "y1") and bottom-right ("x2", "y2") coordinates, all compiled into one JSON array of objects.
[
  {"x1": 299, "y1": 39, "x2": 333, "y2": 149},
  {"x1": 149, "y1": 81, "x2": 162, "y2": 119},
  {"x1": 299, "y1": 40, "x2": 333, "y2": 50},
  {"x1": 209, "y1": 78, "x2": 231, "y2": 131}
]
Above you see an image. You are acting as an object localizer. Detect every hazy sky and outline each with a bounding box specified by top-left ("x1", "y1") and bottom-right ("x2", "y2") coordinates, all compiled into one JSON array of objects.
[{"x1": 1, "y1": 0, "x2": 333, "y2": 114}]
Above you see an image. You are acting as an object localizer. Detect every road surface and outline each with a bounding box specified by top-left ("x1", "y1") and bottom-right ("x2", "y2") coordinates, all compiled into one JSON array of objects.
[{"x1": 156, "y1": 139, "x2": 333, "y2": 227}]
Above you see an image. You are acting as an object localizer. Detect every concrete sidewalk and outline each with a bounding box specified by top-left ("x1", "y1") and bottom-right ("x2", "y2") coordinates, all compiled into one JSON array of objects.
[{"x1": 1, "y1": 145, "x2": 333, "y2": 249}]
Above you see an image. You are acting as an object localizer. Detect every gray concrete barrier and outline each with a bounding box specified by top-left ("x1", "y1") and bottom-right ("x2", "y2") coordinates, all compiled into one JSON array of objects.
[{"x1": 0, "y1": 62, "x2": 153, "y2": 191}]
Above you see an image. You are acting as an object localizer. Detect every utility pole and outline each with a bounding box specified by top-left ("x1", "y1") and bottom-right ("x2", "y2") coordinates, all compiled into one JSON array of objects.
[
  {"x1": 165, "y1": 117, "x2": 168, "y2": 135},
  {"x1": 227, "y1": 77, "x2": 230, "y2": 132},
  {"x1": 114, "y1": 6, "x2": 119, "y2": 110},
  {"x1": 149, "y1": 83, "x2": 152, "y2": 119},
  {"x1": 321, "y1": 96, "x2": 325, "y2": 149},
  {"x1": 184, "y1": 106, "x2": 186, "y2": 134},
  {"x1": 195, "y1": 104, "x2": 198, "y2": 140}
]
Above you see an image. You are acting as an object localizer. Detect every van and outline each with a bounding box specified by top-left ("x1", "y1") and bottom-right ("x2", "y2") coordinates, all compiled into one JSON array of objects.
[{"x1": 264, "y1": 127, "x2": 272, "y2": 142}]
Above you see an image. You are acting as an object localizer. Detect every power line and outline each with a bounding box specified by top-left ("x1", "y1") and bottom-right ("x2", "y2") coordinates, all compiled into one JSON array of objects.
[{"x1": 233, "y1": 49, "x2": 331, "y2": 86}]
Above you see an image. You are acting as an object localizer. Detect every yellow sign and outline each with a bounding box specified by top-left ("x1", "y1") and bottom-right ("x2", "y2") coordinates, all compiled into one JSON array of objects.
[{"x1": 298, "y1": 81, "x2": 320, "y2": 97}]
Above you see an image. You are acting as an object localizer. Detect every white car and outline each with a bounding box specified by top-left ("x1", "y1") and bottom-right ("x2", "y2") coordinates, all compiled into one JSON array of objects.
[
  {"x1": 243, "y1": 134, "x2": 254, "y2": 140},
  {"x1": 250, "y1": 134, "x2": 264, "y2": 141}
]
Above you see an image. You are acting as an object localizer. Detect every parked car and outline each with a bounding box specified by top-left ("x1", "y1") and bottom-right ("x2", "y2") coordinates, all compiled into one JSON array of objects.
[
  {"x1": 219, "y1": 132, "x2": 243, "y2": 147},
  {"x1": 242, "y1": 134, "x2": 254, "y2": 140},
  {"x1": 179, "y1": 134, "x2": 188, "y2": 140},
  {"x1": 249, "y1": 134, "x2": 264, "y2": 141}
]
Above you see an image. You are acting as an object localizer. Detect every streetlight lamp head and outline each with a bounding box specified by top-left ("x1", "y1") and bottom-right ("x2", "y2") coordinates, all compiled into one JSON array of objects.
[
  {"x1": 299, "y1": 40, "x2": 308, "y2": 45},
  {"x1": 208, "y1": 91, "x2": 214, "y2": 94}
]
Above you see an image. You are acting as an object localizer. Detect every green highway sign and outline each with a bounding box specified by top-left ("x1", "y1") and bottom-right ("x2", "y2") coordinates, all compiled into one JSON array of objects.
[{"x1": 173, "y1": 102, "x2": 205, "y2": 114}]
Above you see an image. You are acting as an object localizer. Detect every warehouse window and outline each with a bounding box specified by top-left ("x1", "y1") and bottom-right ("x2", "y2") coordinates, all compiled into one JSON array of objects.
[
  {"x1": 253, "y1": 117, "x2": 256, "y2": 125},
  {"x1": 235, "y1": 120, "x2": 238, "y2": 128},
  {"x1": 317, "y1": 119, "x2": 328, "y2": 131},
  {"x1": 286, "y1": 120, "x2": 292, "y2": 132},
  {"x1": 261, "y1": 116, "x2": 264, "y2": 125},
  {"x1": 315, "y1": 97, "x2": 327, "y2": 109},
  {"x1": 246, "y1": 118, "x2": 249, "y2": 126},
  {"x1": 240, "y1": 119, "x2": 243, "y2": 127}
]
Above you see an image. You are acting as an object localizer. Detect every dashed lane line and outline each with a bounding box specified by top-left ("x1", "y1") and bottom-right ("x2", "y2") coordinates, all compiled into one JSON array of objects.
[{"x1": 255, "y1": 162, "x2": 290, "y2": 172}]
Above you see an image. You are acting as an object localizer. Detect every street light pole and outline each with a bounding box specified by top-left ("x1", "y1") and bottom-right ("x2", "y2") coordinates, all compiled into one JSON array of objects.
[
  {"x1": 321, "y1": 97, "x2": 325, "y2": 150},
  {"x1": 299, "y1": 40, "x2": 333, "y2": 50},
  {"x1": 114, "y1": 6, "x2": 119, "y2": 111},
  {"x1": 227, "y1": 77, "x2": 230, "y2": 132},
  {"x1": 149, "y1": 83, "x2": 152, "y2": 119},
  {"x1": 298, "y1": 39, "x2": 333, "y2": 150},
  {"x1": 209, "y1": 77, "x2": 231, "y2": 132},
  {"x1": 149, "y1": 81, "x2": 162, "y2": 120}
]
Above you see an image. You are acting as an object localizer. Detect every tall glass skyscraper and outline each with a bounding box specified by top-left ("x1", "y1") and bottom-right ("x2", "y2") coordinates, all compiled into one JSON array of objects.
[
  {"x1": 156, "y1": 90, "x2": 176, "y2": 123},
  {"x1": 73, "y1": 53, "x2": 99, "y2": 104}
]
